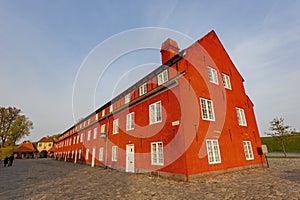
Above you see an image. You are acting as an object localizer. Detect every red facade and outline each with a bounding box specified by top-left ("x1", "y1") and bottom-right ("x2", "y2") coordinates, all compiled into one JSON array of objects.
[{"x1": 54, "y1": 31, "x2": 265, "y2": 180}]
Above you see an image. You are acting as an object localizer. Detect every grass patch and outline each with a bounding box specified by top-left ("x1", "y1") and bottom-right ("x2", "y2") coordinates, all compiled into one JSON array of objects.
[
  {"x1": 0, "y1": 146, "x2": 17, "y2": 159},
  {"x1": 261, "y1": 134, "x2": 300, "y2": 152}
]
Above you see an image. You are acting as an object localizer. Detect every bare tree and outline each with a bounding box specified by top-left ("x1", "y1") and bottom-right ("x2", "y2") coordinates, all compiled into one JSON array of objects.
[{"x1": 266, "y1": 117, "x2": 294, "y2": 157}]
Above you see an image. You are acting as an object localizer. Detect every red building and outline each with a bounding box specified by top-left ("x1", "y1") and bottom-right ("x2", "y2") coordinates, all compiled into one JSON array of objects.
[{"x1": 54, "y1": 30, "x2": 265, "y2": 181}]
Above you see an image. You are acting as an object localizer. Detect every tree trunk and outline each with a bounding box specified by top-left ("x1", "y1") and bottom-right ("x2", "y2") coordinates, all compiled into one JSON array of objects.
[{"x1": 281, "y1": 140, "x2": 287, "y2": 158}]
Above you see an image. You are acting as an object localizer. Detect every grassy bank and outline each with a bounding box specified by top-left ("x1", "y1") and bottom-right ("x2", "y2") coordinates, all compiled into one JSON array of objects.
[
  {"x1": 0, "y1": 146, "x2": 16, "y2": 159},
  {"x1": 261, "y1": 134, "x2": 300, "y2": 152}
]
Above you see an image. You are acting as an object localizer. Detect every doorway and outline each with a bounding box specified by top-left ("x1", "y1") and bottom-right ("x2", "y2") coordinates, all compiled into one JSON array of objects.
[{"x1": 126, "y1": 144, "x2": 134, "y2": 172}]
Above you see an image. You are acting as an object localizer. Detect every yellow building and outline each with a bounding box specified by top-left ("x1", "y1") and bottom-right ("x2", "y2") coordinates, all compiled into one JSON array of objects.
[{"x1": 37, "y1": 137, "x2": 54, "y2": 158}]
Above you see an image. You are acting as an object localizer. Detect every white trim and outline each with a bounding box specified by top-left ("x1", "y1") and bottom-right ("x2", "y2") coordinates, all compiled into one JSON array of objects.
[
  {"x1": 236, "y1": 107, "x2": 247, "y2": 126},
  {"x1": 125, "y1": 93, "x2": 131, "y2": 104},
  {"x1": 139, "y1": 83, "x2": 147, "y2": 96},
  {"x1": 157, "y1": 70, "x2": 168, "y2": 85},
  {"x1": 112, "y1": 146, "x2": 118, "y2": 162},
  {"x1": 126, "y1": 112, "x2": 134, "y2": 131},
  {"x1": 208, "y1": 66, "x2": 219, "y2": 85},
  {"x1": 243, "y1": 141, "x2": 254, "y2": 160},
  {"x1": 206, "y1": 139, "x2": 221, "y2": 164},
  {"x1": 99, "y1": 147, "x2": 104, "y2": 161},
  {"x1": 151, "y1": 142, "x2": 164, "y2": 166},
  {"x1": 149, "y1": 101, "x2": 162, "y2": 124},
  {"x1": 93, "y1": 127, "x2": 98, "y2": 139},
  {"x1": 222, "y1": 73, "x2": 232, "y2": 90},
  {"x1": 113, "y1": 119, "x2": 119, "y2": 134},
  {"x1": 200, "y1": 98, "x2": 215, "y2": 121}
]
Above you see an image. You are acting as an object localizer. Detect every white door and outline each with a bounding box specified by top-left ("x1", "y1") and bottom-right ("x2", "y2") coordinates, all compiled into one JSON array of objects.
[
  {"x1": 126, "y1": 144, "x2": 134, "y2": 172},
  {"x1": 91, "y1": 148, "x2": 96, "y2": 167},
  {"x1": 74, "y1": 150, "x2": 78, "y2": 164}
]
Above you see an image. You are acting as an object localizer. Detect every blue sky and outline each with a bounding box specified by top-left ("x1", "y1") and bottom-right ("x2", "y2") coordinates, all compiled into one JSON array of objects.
[{"x1": 0, "y1": 0, "x2": 299, "y2": 142}]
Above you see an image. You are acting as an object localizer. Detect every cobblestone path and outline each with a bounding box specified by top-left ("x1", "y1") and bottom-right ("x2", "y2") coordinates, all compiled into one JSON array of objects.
[{"x1": 0, "y1": 158, "x2": 299, "y2": 199}]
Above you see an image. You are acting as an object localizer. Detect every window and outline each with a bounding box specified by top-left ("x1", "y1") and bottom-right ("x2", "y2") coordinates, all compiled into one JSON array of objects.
[
  {"x1": 100, "y1": 124, "x2": 106, "y2": 133},
  {"x1": 113, "y1": 119, "x2": 119, "y2": 134},
  {"x1": 85, "y1": 149, "x2": 89, "y2": 160},
  {"x1": 157, "y1": 70, "x2": 168, "y2": 85},
  {"x1": 149, "y1": 101, "x2": 162, "y2": 124},
  {"x1": 151, "y1": 142, "x2": 164, "y2": 165},
  {"x1": 49, "y1": 143, "x2": 52, "y2": 147},
  {"x1": 206, "y1": 139, "x2": 221, "y2": 164},
  {"x1": 78, "y1": 150, "x2": 81, "y2": 159},
  {"x1": 39, "y1": 143, "x2": 42, "y2": 147},
  {"x1": 125, "y1": 93, "x2": 131, "y2": 104},
  {"x1": 139, "y1": 83, "x2": 147, "y2": 96},
  {"x1": 76, "y1": 135, "x2": 79, "y2": 144},
  {"x1": 112, "y1": 146, "x2": 118, "y2": 162},
  {"x1": 80, "y1": 133, "x2": 83, "y2": 143},
  {"x1": 208, "y1": 66, "x2": 218, "y2": 85},
  {"x1": 73, "y1": 137, "x2": 76, "y2": 144},
  {"x1": 222, "y1": 73, "x2": 232, "y2": 90},
  {"x1": 109, "y1": 104, "x2": 113, "y2": 113},
  {"x1": 95, "y1": 113, "x2": 98, "y2": 121},
  {"x1": 87, "y1": 130, "x2": 91, "y2": 141},
  {"x1": 236, "y1": 107, "x2": 247, "y2": 126},
  {"x1": 99, "y1": 147, "x2": 104, "y2": 161},
  {"x1": 243, "y1": 141, "x2": 254, "y2": 160},
  {"x1": 126, "y1": 112, "x2": 134, "y2": 131},
  {"x1": 102, "y1": 110, "x2": 105, "y2": 117},
  {"x1": 200, "y1": 98, "x2": 215, "y2": 121},
  {"x1": 93, "y1": 127, "x2": 98, "y2": 139}
]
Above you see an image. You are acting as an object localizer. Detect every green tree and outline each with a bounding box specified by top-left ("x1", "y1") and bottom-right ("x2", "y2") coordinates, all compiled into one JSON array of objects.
[
  {"x1": 7, "y1": 115, "x2": 33, "y2": 146},
  {"x1": 0, "y1": 106, "x2": 33, "y2": 147},
  {"x1": 266, "y1": 117, "x2": 294, "y2": 157}
]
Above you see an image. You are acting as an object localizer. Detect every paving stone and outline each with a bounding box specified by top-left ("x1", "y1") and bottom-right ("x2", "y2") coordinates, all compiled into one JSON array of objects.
[{"x1": 0, "y1": 158, "x2": 300, "y2": 199}]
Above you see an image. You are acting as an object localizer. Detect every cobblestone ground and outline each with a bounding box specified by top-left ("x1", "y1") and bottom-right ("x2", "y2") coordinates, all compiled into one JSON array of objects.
[{"x1": 0, "y1": 158, "x2": 299, "y2": 200}]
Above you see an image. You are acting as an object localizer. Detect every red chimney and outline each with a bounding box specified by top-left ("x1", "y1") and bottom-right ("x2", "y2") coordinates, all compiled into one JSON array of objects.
[{"x1": 160, "y1": 38, "x2": 179, "y2": 64}]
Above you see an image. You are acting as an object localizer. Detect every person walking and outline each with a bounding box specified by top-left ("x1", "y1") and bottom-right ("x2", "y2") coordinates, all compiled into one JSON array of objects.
[
  {"x1": 8, "y1": 155, "x2": 14, "y2": 166},
  {"x1": 3, "y1": 157, "x2": 9, "y2": 167}
]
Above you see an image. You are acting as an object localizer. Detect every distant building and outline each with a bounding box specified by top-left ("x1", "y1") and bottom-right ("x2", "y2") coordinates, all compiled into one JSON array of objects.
[
  {"x1": 37, "y1": 137, "x2": 54, "y2": 158},
  {"x1": 13, "y1": 141, "x2": 38, "y2": 158},
  {"x1": 54, "y1": 30, "x2": 265, "y2": 181}
]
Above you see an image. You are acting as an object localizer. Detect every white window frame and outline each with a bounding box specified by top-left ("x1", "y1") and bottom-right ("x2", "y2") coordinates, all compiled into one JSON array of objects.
[
  {"x1": 85, "y1": 148, "x2": 89, "y2": 160},
  {"x1": 80, "y1": 133, "x2": 83, "y2": 143},
  {"x1": 151, "y1": 142, "x2": 164, "y2": 166},
  {"x1": 236, "y1": 107, "x2": 247, "y2": 126},
  {"x1": 102, "y1": 110, "x2": 105, "y2": 117},
  {"x1": 109, "y1": 104, "x2": 113, "y2": 113},
  {"x1": 95, "y1": 113, "x2": 98, "y2": 121},
  {"x1": 99, "y1": 147, "x2": 104, "y2": 161},
  {"x1": 87, "y1": 130, "x2": 91, "y2": 141},
  {"x1": 200, "y1": 98, "x2": 215, "y2": 121},
  {"x1": 112, "y1": 146, "x2": 118, "y2": 162},
  {"x1": 149, "y1": 101, "x2": 162, "y2": 125},
  {"x1": 125, "y1": 93, "x2": 131, "y2": 104},
  {"x1": 222, "y1": 73, "x2": 232, "y2": 90},
  {"x1": 208, "y1": 66, "x2": 219, "y2": 85},
  {"x1": 126, "y1": 112, "x2": 134, "y2": 131},
  {"x1": 139, "y1": 83, "x2": 147, "y2": 96},
  {"x1": 76, "y1": 135, "x2": 79, "y2": 144},
  {"x1": 113, "y1": 119, "x2": 119, "y2": 134},
  {"x1": 93, "y1": 127, "x2": 98, "y2": 139},
  {"x1": 73, "y1": 137, "x2": 76, "y2": 144},
  {"x1": 100, "y1": 124, "x2": 106, "y2": 134},
  {"x1": 243, "y1": 141, "x2": 254, "y2": 160},
  {"x1": 206, "y1": 139, "x2": 221, "y2": 164},
  {"x1": 157, "y1": 70, "x2": 168, "y2": 85},
  {"x1": 78, "y1": 150, "x2": 81, "y2": 159}
]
